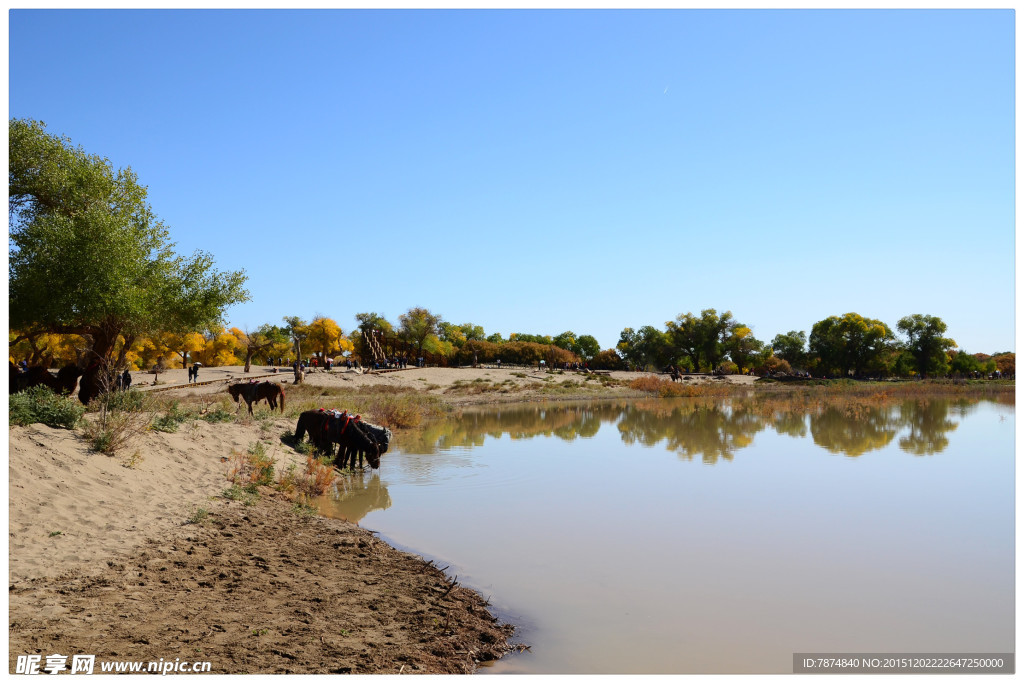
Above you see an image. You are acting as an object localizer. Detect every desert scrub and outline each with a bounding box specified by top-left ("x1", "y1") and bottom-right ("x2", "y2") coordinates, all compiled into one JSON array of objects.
[
  {"x1": 285, "y1": 383, "x2": 448, "y2": 428},
  {"x1": 83, "y1": 387, "x2": 156, "y2": 454},
  {"x1": 276, "y1": 456, "x2": 337, "y2": 499},
  {"x1": 628, "y1": 376, "x2": 736, "y2": 398},
  {"x1": 186, "y1": 507, "x2": 210, "y2": 525},
  {"x1": 150, "y1": 401, "x2": 197, "y2": 433},
  {"x1": 201, "y1": 402, "x2": 236, "y2": 423},
  {"x1": 94, "y1": 388, "x2": 149, "y2": 413},
  {"x1": 9, "y1": 385, "x2": 86, "y2": 429},
  {"x1": 292, "y1": 501, "x2": 318, "y2": 518},
  {"x1": 225, "y1": 441, "x2": 277, "y2": 487},
  {"x1": 223, "y1": 483, "x2": 260, "y2": 506}
]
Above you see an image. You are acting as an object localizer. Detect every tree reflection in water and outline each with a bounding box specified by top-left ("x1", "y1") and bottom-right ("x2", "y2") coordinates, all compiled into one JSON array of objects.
[{"x1": 404, "y1": 397, "x2": 1000, "y2": 462}]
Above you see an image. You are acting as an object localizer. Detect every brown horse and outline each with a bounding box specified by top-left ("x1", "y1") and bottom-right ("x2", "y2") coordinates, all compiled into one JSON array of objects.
[
  {"x1": 228, "y1": 381, "x2": 286, "y2": 415},
  {"x1": 10, "y1": 363, "x2": 83, "y2": 396}
]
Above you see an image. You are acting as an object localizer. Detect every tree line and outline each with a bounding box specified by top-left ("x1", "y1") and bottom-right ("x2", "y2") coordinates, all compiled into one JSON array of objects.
[
  {"x1": 8, "y1": 118, "x2": 1013, "y2": 381},
  {"x1": 616, "y1": 309, "x2": 1014, "y2": 378}
]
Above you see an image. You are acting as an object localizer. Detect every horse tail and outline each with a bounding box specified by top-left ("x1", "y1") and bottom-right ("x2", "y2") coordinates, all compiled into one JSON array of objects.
[{"x1": 278, "y1": 387, "x2": 285, "y2": 413}]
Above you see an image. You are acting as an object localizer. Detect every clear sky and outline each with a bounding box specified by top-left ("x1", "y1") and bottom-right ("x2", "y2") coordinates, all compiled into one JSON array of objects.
[{"x1": 8, "y1": 8, "x2": 1016, "y2": 354}]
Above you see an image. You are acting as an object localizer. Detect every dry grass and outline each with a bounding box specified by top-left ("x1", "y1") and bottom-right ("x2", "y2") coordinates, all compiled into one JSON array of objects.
[
  {"x1": 283, "y1": 383, "x2": 450, "y2": 428},
  {"x1": 275, "y1": 456, "x2": 338, "y2": 503},
  {"x1": 630, "y1": 375, "x2": 1014, "y2": 403},
  {"x1": 225, "y1": 441, "x2": 277, "y2": 487}
]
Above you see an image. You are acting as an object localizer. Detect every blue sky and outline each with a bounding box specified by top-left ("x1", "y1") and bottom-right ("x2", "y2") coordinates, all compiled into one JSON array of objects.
[{"x1": 9, "y1": 9, "x2": 1015, "y2": 354}]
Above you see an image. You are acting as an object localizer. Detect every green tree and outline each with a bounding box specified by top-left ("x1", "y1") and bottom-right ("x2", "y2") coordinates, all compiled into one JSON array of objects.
[
  {"x1": 398, "y1": 307, "x2": 443, "y2": 356},
  {"x1": 617, "y1": 326, "x2": 670, "y2": 370},
  {"x1": 574, "y1": 334, "x2": 600, "y2": 361},
  {"x1": 809, "y1": 313, "x2": 894, "y2": 377},
  {"x1": 459, "y1": 323, "x2": 485, "y2": 342},
  {"x1": 235, "y1": 323, "x2": 289, "y2": 372},
  {"x1": 9, "y1": 118, "x2": 248, "y2": 393},
  {"x1": 510, "y1": 332, "x2": 552, "y2": 345},
  {"x1": 949, "y1": 350, "x2": 986, "y2": 376},
  {"x1": 725, "y1": 325, "x2": 764, "y2": 373},
  {"x1": 896, "y1": 314, "x2": 957, "y2": 378},
  {"x1": 282, "y1": 316, "x2": 309, "y2": 363},
  {"x1": 353, "y1": 312, "x2": 393, "y2": 361},
  {"x1": 666, "y1": 309, "x2": 737, "y2": 372},
  {"x1": 771, "y1": 330, "x2": 807, "y2": 368},
  {"x1": 552, "y1": 331, "x2": 577, "y2": 352},
  {"x1": 438, "y1": 322, "x2": 467, "y2": 348}
]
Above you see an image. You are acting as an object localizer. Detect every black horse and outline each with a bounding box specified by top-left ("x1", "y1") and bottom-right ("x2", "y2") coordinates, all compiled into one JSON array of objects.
[
  {"x1": 357, "y1": 419, "x2": 392, "y2": 456},
  {"x1": 10, "y1": 363, "x2": 83, "y2": 396},
  {"x1": 294, "y1": 409, "x2": 381, "y2": 470}
]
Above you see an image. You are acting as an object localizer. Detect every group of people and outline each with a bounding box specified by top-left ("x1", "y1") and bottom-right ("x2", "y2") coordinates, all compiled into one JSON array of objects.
[
  {"x1": 113, "y1": 368, "x2": 132, "y2": 391},
  {"x1": 370, "y1": 356, "x2": 426, "y2": 370},
  {"x1": 265, "y1": 357, "x2": 360, "y2": 372}
]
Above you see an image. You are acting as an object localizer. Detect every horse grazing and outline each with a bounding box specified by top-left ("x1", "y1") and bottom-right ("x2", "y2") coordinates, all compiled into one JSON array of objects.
[
  {"x1": 294, "y1": 409, "x2": 381, "y2": 470},
  {"x1": 228, "y1": 381, "x2": 286, "y2": 416},
  {"x1": 10, "y1": 363, "x2": 83, "y2": 396}
]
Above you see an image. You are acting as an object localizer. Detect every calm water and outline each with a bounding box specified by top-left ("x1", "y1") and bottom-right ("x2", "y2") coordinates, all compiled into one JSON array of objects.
[{"x1": 315, "y1": 397, "x2": 1015, "y2": 674}]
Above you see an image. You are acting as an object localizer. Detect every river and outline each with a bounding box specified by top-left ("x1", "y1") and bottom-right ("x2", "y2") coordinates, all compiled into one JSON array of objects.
[{"x1": 315, "y1": 396, "x2": 1015, "y2": 674}]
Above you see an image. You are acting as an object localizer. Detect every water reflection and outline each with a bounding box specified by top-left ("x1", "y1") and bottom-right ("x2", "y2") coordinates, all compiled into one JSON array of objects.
[
  {"x1": 897, "y1": 399, "x2": 960, "y2": 455},
  {"x1": 315, "y1": 397, "x2": 1013, "y2": 674},
  {"x1": 314, "y1": 471, "x2": 392, "y2": 523},
  {"x1": 401, "y1": 397, "x2": 1006, "y2": 461}
]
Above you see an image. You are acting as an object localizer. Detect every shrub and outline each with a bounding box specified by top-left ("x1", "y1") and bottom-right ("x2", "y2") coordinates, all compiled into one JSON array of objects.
[
  {"x1": 223, "y1": 483, "x2": 259, "y2": 505},
  {"x1": 150, "y1": 401, "x2": 196, "y2": 433},
  {"x1": 83, "y1": 411, "x2": 145, "y2": 454},
  {"x1": 83, "y1": 387, "x2": 153, "y2": 455},
  {"x1": 225, "y1": 441, "x2": 277, "y2": 487},
  {"x1": 247, "y1": 441, "x2": 276, "y2": 486},
  {"x1": 202, "y1": 404, "x2": 236, "y2": 423},
  {"x1": 300, "y1": 456, "x2": 337, "y2": 496},
  {"x1": 754, "y1": 355, "x2": 793, "y2": 376},
  {"x1": 718, "y1": 361, "x2": 740, "y2": 375},
  {"x1": 96, "y1": 388, "x2": 148, "y2": 413},
  {"x1": 590, "y1": 349, "x2": 625, "y2": 370},
  {"x1": 9, "y1": 385, "x2": 86, "y2": 429}
]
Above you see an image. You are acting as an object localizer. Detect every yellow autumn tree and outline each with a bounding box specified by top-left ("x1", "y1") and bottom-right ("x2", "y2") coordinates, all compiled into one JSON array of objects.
[
  {"x1": 9, "y1": 330, "x2": 86, "y2": 367},
  {"x1": 306, "y1": 317, "x2": 354, "y2": 361},
  {"x1": 138, "y1": 332, "x2": 184, "y2": 371},
  {"x1": 197, "y1": 327, "x2": 241, "y2": 367}
]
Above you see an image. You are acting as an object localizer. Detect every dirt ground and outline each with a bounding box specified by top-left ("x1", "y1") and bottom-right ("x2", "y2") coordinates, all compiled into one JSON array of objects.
[{"x1": 9, "y1": 494, "x2": 512, "y2": 674}]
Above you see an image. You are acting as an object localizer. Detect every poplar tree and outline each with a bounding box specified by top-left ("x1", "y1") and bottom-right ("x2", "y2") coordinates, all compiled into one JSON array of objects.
[{"x1": 9, "y1": 118, "x2": 248, "y2": 390}]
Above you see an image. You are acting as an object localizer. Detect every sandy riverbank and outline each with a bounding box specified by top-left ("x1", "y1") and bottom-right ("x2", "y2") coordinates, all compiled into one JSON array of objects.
[
  {"x1": 9, "y1": 366, "x2": 753, "y2": 674},
  {"x1": 133, "y1": 363, "x2": 758, "y2": 404}
]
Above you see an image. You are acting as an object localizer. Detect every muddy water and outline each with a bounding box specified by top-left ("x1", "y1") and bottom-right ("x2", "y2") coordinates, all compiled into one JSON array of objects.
[{"x1": 314, "y1": 397, "x2": 1015, "y2": 674}]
